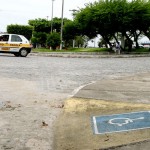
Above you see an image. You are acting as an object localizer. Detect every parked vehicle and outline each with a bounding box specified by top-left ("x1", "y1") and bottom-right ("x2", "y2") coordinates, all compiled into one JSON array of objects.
[
  {"x1": 132, "y1": 44, "x2": 144, "y2": 48},
  {"x1": 0, "y1": 34, "x2": 32, "y2": 57}
]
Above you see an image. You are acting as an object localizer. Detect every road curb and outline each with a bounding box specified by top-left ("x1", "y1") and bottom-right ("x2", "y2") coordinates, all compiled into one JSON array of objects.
[{"x1": 30, "y1": 52, "x2": 150, "y2": 58}]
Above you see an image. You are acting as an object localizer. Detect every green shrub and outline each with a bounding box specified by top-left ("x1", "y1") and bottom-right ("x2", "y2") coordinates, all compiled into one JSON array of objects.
[
  {"x1": 7, "y1": 24, "x2": 33, "y2": 40},
  {"x1": 46, "y1": 32, "x2": 60, "y2": 50}
]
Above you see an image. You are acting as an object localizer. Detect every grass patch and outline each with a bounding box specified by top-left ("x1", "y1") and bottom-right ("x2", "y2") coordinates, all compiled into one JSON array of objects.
[
  {"x1": 123, "y1": 48, "x2": 150, "y2": 54},
  {"x1": 32, "y1": 47, "x2": 150, "y2": 54},
  {"x1": 32, "y1": 48, "x2": 53, "y2": 52},
  {"x1": 32, "y1": 47, "x2": 110, "y2": 53},
  {"x1": 132, "y1": 48, "x2": 150, "y2": 53}
]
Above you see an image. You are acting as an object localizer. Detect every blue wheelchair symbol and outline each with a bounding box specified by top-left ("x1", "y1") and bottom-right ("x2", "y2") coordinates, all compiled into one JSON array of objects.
[
  {"x1": 92, "y1": 111, "x2": 150, "y2": 134},
  {"x1": 108, "y1": 117, "x2": 144, "y2": 126}
]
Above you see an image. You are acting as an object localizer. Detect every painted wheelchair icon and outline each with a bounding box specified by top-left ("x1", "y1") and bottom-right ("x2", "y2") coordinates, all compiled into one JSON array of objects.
[
  {"x1": 92, "y1": 111, "x2": 150, "y2": 134},
  {"x1": 108, "y1": 117, "x2": 144, "y2": 126}
]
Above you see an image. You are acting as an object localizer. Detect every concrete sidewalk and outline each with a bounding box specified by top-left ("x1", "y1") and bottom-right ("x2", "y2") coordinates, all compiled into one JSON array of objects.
[
  {"x1": 74, "y1": 73, "x2": 150, "y2": 104},
  {"x1": 54, "y1": 73, "x2": 150, "y2": 150}
]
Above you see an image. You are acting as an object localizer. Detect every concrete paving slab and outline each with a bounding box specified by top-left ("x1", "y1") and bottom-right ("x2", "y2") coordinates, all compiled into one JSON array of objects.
[{"x1": 74, "y1": 74, "x2": 150, "y2": 104}]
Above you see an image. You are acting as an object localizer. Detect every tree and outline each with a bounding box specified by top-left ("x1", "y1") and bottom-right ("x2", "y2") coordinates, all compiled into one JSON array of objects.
[
  {"x1": 63, "y1": 20, "x2": 80, "y2": 47},
  {"x1": 28, "y1": 17, "x2": 71, "y2": 48},
  {"x1": 7, "y1": 24, "x2": 33, "y2": 40},
  {"x1": 28, "y1": 18, "x2": 51, "y2": 33},
  {"x1": 28, "y1": 17, "x2": 71, "y2": 33},
  {"x1": 52, "y1": 17, "x2": 70, "y2": 33},
  {"x1": 31, "y1": 32, "x2": 47, "y2": 48},
  {"x1": 46, "y1": 32, "x2": 60, "y2": 50},
  {"x1": 75, "y1": 36, "x2": 84, "y2": 48},
  {"x1": 74, "y1": 0, "x2": 150, "y2": 51},
  {"x1": 63, "y1": 21, "x2": 77, "y2": 41},
  {"x1": 137, "y1": 1, "x2": 150, "y2": 40},
  {"x1": 74, "y1": 3, "x2": 98, "y2": 39}
]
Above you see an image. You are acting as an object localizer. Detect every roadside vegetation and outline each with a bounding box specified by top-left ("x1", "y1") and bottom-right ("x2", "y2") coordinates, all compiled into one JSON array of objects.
[
  {"x1": 32, "y1": 47, "x2": 110, "y2": 53},
  {"x1": 32, "y1": 47, "x2": 150, "y2": 54},
  {"x1": 6, "y1": 0, "x2": 150, "y2": 53}
]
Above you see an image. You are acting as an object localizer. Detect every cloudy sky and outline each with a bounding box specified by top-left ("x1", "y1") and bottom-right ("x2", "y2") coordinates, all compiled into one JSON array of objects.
[{"x1": 0, "y1": 0, "x2": 98, "y2": 32}]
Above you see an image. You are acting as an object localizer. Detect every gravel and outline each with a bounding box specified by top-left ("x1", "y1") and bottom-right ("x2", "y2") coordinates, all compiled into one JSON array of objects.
[{"x1": 0, "y1": 55, "x2": 150, "y2": 95}]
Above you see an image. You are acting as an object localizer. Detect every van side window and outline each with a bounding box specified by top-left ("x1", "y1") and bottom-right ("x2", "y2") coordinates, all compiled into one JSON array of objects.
[
  {"x1": 11, "y1": 35, "x2": 22, "y2": 42},
  {"x1": 0, "y1": 35, "x2": 9, "y2": 42}
]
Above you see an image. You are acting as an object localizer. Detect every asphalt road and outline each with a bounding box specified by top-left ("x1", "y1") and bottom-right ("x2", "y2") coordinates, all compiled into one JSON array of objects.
[{"x1": 0, "y1": 54, "x2": 150, "y2": 150}]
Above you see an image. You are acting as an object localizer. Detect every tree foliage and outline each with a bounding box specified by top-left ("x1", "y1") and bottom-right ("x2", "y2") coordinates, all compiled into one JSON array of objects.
[
  {"x1": 46, "y1": 32, "x2": 60, "y2": 50},
  {"x1": 28, "y1": 17, "x2": 71, "y2": 33},
  {"x1": 74, "y1": 0, "x2": 150, "y2": 51},
  {"x1": 28, "y1": 18, "x2": 51, "y2": 33},
  {"x1": 52, "y1": 17, "x2": 71, "y2": 32},
  {"x1": 31, "y1": 32, "x2": 47, "y2": 47},
  {"x1": 7, "y1": 24, "x2": 33, "y2": 40},
  {"x1": 28, "y1": 17, "x2": 71, "y2": 48},
  {"x1": 63, "y1": 21, "x2": 77, "y2": 41}
]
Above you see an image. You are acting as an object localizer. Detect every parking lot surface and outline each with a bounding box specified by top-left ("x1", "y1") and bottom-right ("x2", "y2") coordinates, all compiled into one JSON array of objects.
[{"x1": 0, "y1": 54, "x2": 150, "y2": 149}]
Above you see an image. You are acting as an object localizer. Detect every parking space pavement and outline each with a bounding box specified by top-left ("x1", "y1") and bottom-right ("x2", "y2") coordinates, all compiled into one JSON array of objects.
[{"x1": 54, "y1": 73, "x2": 150, "y2": 150}]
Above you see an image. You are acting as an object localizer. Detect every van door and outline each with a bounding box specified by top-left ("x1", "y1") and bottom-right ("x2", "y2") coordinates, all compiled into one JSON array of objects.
[{"x1": 0, "y1": 34, "x2": 10, "y2": 51}]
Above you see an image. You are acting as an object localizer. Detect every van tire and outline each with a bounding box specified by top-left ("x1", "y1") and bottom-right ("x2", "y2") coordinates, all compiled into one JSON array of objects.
[{"x1": 20, "y1": 49, "x2": 28, "y2": 57}]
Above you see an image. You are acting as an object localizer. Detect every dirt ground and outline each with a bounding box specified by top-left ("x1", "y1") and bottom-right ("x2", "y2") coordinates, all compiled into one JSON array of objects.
[
  {"x1": 54, "y1": 98, "x2": 150, "y2": 150},
  {"x1": 0, "y1": 76, "x2": 65, "y2": 150}
]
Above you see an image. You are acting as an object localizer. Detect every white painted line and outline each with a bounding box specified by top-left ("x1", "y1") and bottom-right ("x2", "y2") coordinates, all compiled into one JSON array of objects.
[
  {"x1": 93, "y1": 111, "x2": 150, "y2": 118},
  {"x1": 93, "y1": 116, "x2": 99, "y2": 134},
  {"x1": 68, "y1": 81, "x2": 96, "y2": 98},
  {"x1": 94, "y1": 126, "x2": 150, "y2": 135}
]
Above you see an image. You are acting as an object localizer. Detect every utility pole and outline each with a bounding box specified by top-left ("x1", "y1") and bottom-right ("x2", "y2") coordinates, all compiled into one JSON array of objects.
[
  {"x1": 51, "y1": 0, "x2": 55, "y2": 33},
  {"x1": 60, "y1": 0, "x2": 64, "y2": 50},
  {"x1": 69, "y1": 9, "x2": 77, "y2": 48}
]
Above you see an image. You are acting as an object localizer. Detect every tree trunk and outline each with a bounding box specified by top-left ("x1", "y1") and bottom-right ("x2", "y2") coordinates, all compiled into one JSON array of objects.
[{"x1": 124, "y1": 33, "x2": 133, "y2": 52}]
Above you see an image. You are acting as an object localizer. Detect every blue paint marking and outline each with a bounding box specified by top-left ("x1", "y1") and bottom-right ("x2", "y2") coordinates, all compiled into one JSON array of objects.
[{"x1": 92, "y1": 111, "x2": 150, "y2": 134}]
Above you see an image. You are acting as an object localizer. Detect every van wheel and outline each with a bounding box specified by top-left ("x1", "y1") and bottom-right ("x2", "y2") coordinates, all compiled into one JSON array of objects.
[
  {"x1": 14, "y1": 53, "x2": 20, "y2": 57},
  {"x1": 20, "y1": 49, "x2": 28, "y2": 57}
]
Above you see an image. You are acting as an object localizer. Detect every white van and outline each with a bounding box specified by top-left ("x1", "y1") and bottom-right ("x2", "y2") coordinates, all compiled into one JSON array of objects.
[{"x1": 0, "y1": 34, "x2": 32, "y2": 57}]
